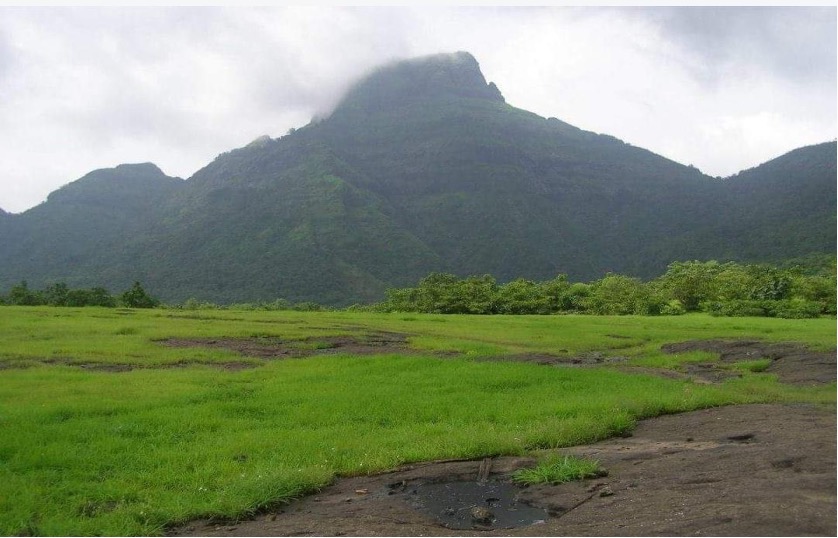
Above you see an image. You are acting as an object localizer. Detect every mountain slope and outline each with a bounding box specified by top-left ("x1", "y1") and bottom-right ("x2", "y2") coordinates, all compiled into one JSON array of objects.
[
  {"x1": 722, "y1": 141, "x2": 836, "y2": 261},
  {"x1": 0, "y1": 163, "x2": 184, "y2": 290},
  {"x1": 305, "y1": 52, "x2": 725, "y2": 279},
  {"x1": 658, "y1": 141, "x2": 837, "y2": 264},
  {"x1": 0, "y1": 52, "x2": 834, "y2": 305},
  {"x1": 132, "y1": 145, "x2": 444, "y2": 304}
]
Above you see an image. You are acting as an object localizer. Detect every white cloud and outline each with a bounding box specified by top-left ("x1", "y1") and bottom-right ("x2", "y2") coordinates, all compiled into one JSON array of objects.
[{"x1": 0, "y1": 6, "x2": 834, "y2": 212}]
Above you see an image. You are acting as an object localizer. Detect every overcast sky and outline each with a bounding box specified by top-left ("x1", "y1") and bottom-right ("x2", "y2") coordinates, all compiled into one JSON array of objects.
[{"x1": 0, "y1": 6, "x2": 835, "y2": 213}]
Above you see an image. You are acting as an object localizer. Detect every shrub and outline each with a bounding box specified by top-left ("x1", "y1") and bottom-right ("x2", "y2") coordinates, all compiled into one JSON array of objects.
[
  {"x1": 182, "y1": 298, "x2": 220, "y2": 310},
  {"x1": 7, "y1": 281, "x2": 44, "y2": 306},
  {"x1": 703, "y1": 300, "x2": 769, "y2": 317},
  {"x1": 766, "y1": 299, "x2": 823, "y2": 319},
  {"x1": 584, "y1": 274, "x2": 662, "y2": 315},
  {"x1": 65, "y1": 287, "x2": 116, "y2": 307},
  {"x1": 120, "y1": 282, "x2": 159, "y2": 309},
  {"x1": 660, "y1": 299, "x2": 686, "y2": 316},
  {"x1": 292, "y1": 301, "x2": 328, "y2": 312}
]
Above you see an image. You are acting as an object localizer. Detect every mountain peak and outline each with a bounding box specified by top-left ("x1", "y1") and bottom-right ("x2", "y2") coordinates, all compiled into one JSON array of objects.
[
  {"x1": 332, "y1": 51, "x2": 504, "y2": 115},
  {"x1": 113, "y1": 162, "x2": 166, "y2": 175},
  {"x1": 45, "y1": 162, "x2": 181, "y2": 205}
]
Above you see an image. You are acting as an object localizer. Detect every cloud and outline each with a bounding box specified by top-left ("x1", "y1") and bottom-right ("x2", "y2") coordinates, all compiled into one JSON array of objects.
[
  {"x1": 642, "y1": 7, "x2": 836, "y2": 85},
  {"x1": 0, "y1": 6, "x2": 834, "y2": 212}
]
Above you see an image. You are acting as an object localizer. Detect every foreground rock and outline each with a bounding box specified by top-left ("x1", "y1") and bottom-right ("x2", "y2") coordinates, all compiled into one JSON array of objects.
[{"x1": 170, "y1": 403, "x2": 836, "y2": 537}]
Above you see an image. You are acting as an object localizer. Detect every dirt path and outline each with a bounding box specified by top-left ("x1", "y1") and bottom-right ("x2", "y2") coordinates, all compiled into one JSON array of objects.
[{"x1": 170, "y1": 403, "x2": 836, "y2": 537}]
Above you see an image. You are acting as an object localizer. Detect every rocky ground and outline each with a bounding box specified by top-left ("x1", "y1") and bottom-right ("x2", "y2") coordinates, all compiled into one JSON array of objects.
[{"x1": 171, "y1": 404, "x2": 835, "y2": 536}]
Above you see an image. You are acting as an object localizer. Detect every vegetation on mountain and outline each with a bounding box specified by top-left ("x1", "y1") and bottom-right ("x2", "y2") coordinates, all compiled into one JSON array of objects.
[
  {"x1": 0, "y1": 52, "x2": 834, "y2": 305},
  {"x1": 0, "y1": 163, "x2": 183, "y2": 294}
]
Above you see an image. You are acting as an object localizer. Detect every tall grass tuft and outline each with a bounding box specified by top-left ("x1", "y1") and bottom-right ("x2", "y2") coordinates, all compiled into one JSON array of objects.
[{"x1": 512, "y1": 454, "x2": 606, "y2": 485}]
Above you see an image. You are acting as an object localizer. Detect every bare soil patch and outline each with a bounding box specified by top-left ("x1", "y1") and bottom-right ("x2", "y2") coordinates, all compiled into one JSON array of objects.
[
  {"x1": 483, "y1": 339, "x2": 835, "y2": 386},
  {"x1": 661, "y1": 339, "x2": 836, "y2": 385},
  {"x1": 1, "y1": 357, "x2": 260, "y2": 373},
  {"x1": 170, "y1": 403, "x2": 836, "y2": 537},
  {"x1": 479, "y1": 352, "x2": 628, "y2": 367},
  {"x1": 158, "y1": 332, "x2": 411, "y2": 360}
]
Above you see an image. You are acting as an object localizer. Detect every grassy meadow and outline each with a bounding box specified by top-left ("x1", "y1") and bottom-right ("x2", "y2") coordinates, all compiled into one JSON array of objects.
[{"x1": 0, "y1": 306, "x2": 834, "y2": 535}]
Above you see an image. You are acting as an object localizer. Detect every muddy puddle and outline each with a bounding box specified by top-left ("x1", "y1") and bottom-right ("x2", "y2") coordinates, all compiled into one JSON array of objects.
[{"x1": 398, "y1": 480, "x2": 548, "y2": 531}]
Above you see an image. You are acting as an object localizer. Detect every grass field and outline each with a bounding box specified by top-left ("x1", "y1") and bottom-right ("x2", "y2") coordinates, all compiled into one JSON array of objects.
[{"x1": 0, "y1": 307, "x2": 834, "y2": 535}]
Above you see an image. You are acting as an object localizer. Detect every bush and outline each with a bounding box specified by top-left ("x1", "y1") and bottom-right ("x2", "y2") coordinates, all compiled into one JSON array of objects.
[
  {"x1": 65, "y1": 287, "x2": 116, "y2": 307},
  {"x1": 181, "y1": 298, "x2": 221, "y2": 310},
  {"x1": 120, "y1": 282, "x2": 159, "y2": 309},
  {"x1": 6, "y1": 281, "x2": 44, "y2": 306},
  {"x1": 584, "y1": 274, "x2": 663, "y2": 315},
  {"x1": 496, "y1": 279, "x2": 545, "y2": 314},
  {"x1": 703, "y1": 300, "x2": 769, "y2": 317},
  {"x1": 704, "y1": 298, "x2": 823, "y2": 319},
  {"x1": 292, "y1": 301, "x2": 328, "y2": 312},
  {"x1": 766, "y1": 299, "x2": 823, "y2": 319},
  {"x1": 660, "y1": 299, "x2": 686, "y2": 316}
]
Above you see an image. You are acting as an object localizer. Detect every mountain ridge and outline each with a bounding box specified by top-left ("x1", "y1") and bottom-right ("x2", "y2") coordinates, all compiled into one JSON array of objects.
[{"x1": 0, "y1": 52, "x2": 834, "y2": 304}]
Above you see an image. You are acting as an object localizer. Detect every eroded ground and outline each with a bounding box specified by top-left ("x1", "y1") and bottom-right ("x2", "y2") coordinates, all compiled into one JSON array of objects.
[
  {"x1": 5, "y1": 330, "x2": 833, "y2": 536},
  {"x1": 660, "y1": 339, "x2": 836, "y2": 385},
  {"x1": 6, "y1": 329, "x2": 835, "y2": 387},
  {"x1": 159, "y1": 332, "x2": 411, "y2": 360},
  {"x1": 481, "y1": 338, "x2": 836, "y2": 386},
  {"x1": 170, "y1": 403, "x2": 836, "y2": 537}
]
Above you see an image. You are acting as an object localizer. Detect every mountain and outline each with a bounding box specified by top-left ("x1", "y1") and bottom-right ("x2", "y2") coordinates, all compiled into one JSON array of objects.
[
  {"x1": 710, "y1": 142, "x2": 836, "y2": 261},
  {"x1": 0, "y1": 52, "x2": 835, "y2": 305},
  {"x1": 0, "y1": 164, "x2": 184, "y2": 290}
]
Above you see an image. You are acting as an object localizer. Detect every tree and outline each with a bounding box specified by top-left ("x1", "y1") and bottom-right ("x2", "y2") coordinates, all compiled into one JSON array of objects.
[
  {"x1": 496, "y1": 278, "x2": 544, "y2": 314},
  {"x1": 414, "y1": 272, "x2": 461, "y2": 313},
  {"x1": 120, "y1": 281, "x2": 159, "y2": 308},
  {"x1": 8, "y1": 280, "x2": 43, "y2": 306},
  {"x1": 459, "y1": 275, "x2": 498, "y2": 314},
  {"x1": 565, "y1": 282, "x2": 591, "y2": 312},
  {"x1": 66, "y1": 287, "x2": 116, "y2": 307},
  {"x1": 44, "y1": 282, "x2": 70, "y2": 306},
  {"x1": 654, "y1": 261, "x2": 723, "y2": 311},
  {"x1": 585, "y1": 274, "x2": 662, "y2": 315},
  {"x1": 790, "y1": 273, "x2": 836, "y2": 315},
  {"x1": 540, "y1": 274, "x2": 573, "y2": 313},
  {"x1": 746, "y1": 265, "x2": 792, "y2": 301}
]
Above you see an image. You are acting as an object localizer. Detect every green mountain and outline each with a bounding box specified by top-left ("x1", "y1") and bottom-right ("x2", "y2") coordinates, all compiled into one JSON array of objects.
[
  {"x1": 693, "y1": 142, "x2": 836, "y2": 262},
  {"x1": 0, "y1": 164, "x2": 184, "y2": 290},
  {"x1": 0, "y1": 52, "x2": 834, "y2": 305}
]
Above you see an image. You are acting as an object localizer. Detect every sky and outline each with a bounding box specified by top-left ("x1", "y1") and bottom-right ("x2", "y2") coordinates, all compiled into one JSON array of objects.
[{"x1": 0, "y1": 6, "x2": 835, "y2": 213}]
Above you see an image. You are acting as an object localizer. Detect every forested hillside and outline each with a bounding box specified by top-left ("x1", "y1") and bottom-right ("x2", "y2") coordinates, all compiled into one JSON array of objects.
[{"x1": 0, "y1": 52, "x2": 834, "y2": 305}]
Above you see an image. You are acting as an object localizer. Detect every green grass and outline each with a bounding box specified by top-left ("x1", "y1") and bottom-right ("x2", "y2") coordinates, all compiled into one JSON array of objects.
[
  {"x1": 732, "y1": 358, "x2": 773, "y2": 373},
  {"x1": 512, "y1": 455, "x2": 606, "y2": 485},
  {"x1": 0, "y1": 307, "x2": 833, "y2": 535}
]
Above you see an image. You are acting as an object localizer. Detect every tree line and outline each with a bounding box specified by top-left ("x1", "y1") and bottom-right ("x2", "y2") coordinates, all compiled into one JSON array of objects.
[
  {"x1": 1, "y1": 258, "x2": 834, "y2": 318},
  {"x1": 0, "y1": 281, "x2": 159, "y2": 308},
  {"x1": 374, "y1": 259, "x2": 836, "y2": 318}
]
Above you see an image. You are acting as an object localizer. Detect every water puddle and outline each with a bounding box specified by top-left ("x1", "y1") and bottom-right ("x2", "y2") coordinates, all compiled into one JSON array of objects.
[{"x1": 404, "y1": 481, "x2": 548, "y2": 530}]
